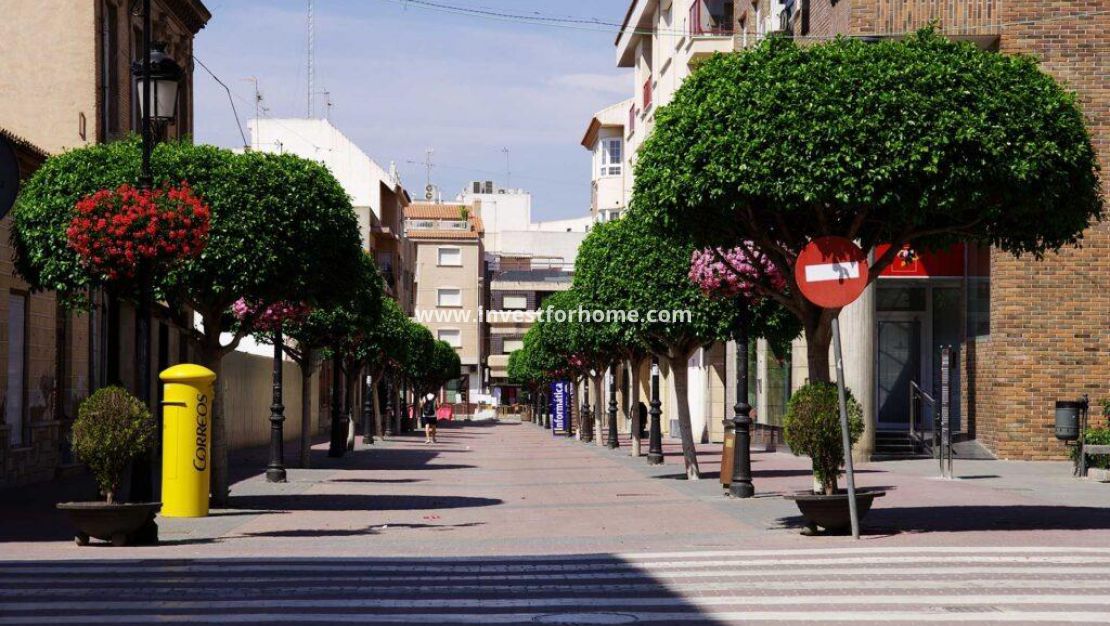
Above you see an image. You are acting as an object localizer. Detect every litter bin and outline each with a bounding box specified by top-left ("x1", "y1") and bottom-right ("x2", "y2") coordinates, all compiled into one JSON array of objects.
[
  {"x1": 160, "y1": 364, "x2": 217, "y2": 518},
  {"x1": 1055, "y1": 400, "x2": 1085, "y2": 441}
]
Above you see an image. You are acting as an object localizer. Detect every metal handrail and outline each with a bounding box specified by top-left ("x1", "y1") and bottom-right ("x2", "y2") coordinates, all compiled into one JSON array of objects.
[{"x1": 909, "y1": 381, "x2": 935, "y2": 455}]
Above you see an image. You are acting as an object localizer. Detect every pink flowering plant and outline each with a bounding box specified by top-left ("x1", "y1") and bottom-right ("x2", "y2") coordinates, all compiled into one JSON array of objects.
[
  {"x1": 688, "y1": 244, "x2": 785, "y2": 301},
  {"x1": 232, "y1": 298, "x2": 312, "y2": 334}
]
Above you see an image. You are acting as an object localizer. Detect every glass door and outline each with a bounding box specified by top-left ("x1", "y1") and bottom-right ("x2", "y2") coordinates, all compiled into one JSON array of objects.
[{"x1": 876, "y1": 318, "x2": 922, "y2": 431}]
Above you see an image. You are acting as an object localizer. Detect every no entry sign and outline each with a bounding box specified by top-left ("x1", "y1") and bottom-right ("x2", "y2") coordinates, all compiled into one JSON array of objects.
[{"x1": 795, "y1": 236, "x2": 869, "y2": 309}]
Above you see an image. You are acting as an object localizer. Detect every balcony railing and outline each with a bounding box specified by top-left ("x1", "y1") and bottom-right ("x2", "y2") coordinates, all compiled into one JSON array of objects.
[{"x1": 689, "y1": 1, "x2": 734, "y2": 37}]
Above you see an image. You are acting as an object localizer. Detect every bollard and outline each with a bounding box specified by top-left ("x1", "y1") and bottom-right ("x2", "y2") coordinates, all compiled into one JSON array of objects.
[{"x1": 160, "y1": 364, "x2": 217, "y2": 518}]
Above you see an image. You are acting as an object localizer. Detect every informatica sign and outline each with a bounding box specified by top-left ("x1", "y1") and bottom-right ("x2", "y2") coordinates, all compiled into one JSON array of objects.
[{"x1": 549, "y1": 380, "x2": 571, "y2": 435}]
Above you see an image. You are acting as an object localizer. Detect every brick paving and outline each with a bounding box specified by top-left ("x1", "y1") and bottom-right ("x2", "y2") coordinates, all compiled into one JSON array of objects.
[{"x1": 3, "y1": 419, "x2": 1110, "y2": 623}]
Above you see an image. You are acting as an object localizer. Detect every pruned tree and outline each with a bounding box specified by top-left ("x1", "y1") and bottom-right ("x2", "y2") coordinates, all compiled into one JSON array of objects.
[{"x1": 634, "y1": 30, "x2": 1102, "y2": 383}]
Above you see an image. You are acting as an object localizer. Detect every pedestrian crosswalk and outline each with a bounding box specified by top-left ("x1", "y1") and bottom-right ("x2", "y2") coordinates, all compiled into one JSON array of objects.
[{"x1": 2, "y1": 546, "x2": 1110, "y2": 624}]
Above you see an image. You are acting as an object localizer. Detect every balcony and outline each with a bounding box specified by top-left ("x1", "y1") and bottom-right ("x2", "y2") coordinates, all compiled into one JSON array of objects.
[{"x1": 689, "y1": 0, "x2": 734, "y2": 37}]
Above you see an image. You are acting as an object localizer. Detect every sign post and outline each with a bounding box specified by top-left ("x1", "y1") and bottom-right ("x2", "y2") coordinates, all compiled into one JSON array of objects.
[
  {"x1": 550, "y1": 380, "x2": 571, "y2": 436},
  {"x1": 794, "y1": 236, "x2": 870, "y2": 540}
]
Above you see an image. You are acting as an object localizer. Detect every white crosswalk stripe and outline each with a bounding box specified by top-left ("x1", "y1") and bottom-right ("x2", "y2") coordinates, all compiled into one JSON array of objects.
[{"x1": 2, "y1": 547, "x2": 1109, "y2": 624}]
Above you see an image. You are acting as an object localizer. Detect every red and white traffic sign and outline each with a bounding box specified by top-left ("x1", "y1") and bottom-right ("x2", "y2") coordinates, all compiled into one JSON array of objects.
[{"x1": 795, "y1": 236, "x2": 869, "y2": 309}]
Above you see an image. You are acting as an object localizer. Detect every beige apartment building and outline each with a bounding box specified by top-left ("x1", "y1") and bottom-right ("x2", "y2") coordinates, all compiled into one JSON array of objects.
[
  {"x1": 0, "y1": 0, "x2": 211, "y2": 488},
  {"x1": 406, "y1": 203, "x2": 485, "y2": 403}
]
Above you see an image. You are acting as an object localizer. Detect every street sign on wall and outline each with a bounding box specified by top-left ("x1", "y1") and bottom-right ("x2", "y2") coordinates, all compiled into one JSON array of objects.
[
  {"x1": 549, "y1": 380, "x2": 571, "y2": 435},
  {"x1": 794, "y1": 236, "x2": 870, "y2": 309},
  {"x1": 0, "y1": 135, "x2": 20, "y2": 221}
]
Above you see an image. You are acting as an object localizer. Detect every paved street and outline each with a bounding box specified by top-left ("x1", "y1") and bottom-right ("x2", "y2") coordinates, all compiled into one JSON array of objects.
[{"x1": 4, "y1": 419, "x2": 1110, "y2": 623}]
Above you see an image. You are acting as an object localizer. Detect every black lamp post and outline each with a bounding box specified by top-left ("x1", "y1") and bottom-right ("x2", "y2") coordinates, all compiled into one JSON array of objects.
[
  {"x1": 265, "y1": 329, "x2": 287, "y2": 482},
  {"x1": 580, "y1": 377, "x2": 593, "y2": 443},
  {"x1": 607, "y1": 364, "x2": 619, "y2": 449},
  {"x1": 728, "y1": 310, "x2": 755, "y2": 498},
  {"x1": 647, "y1": 358, "x2": 664, "y2": 465},
  {"x1": 127, "y1": 0, "x2": 182, "y2": 518},
  {"x1": 327, "y1": 356, "x2": 345, "y2": 457},
  {"x1": 362, "y1": 371, "x2": 375, "y2": 444}
]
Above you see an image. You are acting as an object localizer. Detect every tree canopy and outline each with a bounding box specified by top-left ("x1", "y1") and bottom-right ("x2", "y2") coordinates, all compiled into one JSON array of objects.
[{"x1": 633, "y1": 30, "x2": 1102, "y2": 379}]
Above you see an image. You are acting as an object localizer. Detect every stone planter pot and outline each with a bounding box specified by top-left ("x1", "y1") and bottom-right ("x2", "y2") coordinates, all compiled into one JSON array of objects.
[
  {"x1": 1088, "y1": 468, "x2": 1110, "y2": 483},
  {"x1": 784, "y1": 488, "x2": 885, "y2": 535},
  {"x1": 56, "y1": 502, "x2": 161, "y2": 546}
]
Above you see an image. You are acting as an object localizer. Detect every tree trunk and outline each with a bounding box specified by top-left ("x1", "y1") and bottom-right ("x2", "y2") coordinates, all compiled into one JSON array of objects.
[
  {"x1": 345, "y1": 365, "x2": 357, "y2": 451},
  {"x1": 298, "y1": 348, "x2": 315, "y2": 469},
  {"x1": 573, "y1": 377, "x2": 581, "y2": 440},
  {"x1": 803, "y1": 310, "x2": 834, "y2": 384},
  {"x1": 630, "y1": 359, "x2": 642, "y2": 457},
  {"x1": 667, "y1": 351, "x2": 701, "y2": 480},
  {"x1": 372, "y1": 375, "x2": 383, "y2": 438},
  {"x1": 199, "y1": 346, "x2": 228, "y2": 507}
]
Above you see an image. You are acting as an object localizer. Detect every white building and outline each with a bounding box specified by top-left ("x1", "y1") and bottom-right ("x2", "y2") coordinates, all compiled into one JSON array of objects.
[
  {"x1": 458, "y1": 181, "x2": 590, "y2": 268},
  {"x1": 249, "y1": 118, "x2": 406, "y2": 252},
  {"x1": 582, "y1": 98, "x2": 634, "y2": 223}
]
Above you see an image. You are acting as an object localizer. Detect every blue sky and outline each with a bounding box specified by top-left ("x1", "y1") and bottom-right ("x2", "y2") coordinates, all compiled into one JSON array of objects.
[{"x1": 194, "y1": 0, "x2": 632, "y2": 221}]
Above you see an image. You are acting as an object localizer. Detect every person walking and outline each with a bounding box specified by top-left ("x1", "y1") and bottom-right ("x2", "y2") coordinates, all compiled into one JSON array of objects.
[{"x1": 421, "y1": 393, "x2": 438, "y2": 444}]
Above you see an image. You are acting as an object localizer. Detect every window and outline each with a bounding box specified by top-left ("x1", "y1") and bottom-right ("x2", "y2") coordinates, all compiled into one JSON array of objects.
[
  {"x1": 5, "y1": 292, "x2": 28, "y2": 446},
  {"x1": 502, "y1": 295, "x2": 528, "y2": 310},
  {"x1": 503, "y1": 339, "x2": 524, "y2": 354},
  {"x1": 643, "y1": 77, "x2": 653, "y2": 110},
  {"x1": 437, "y1": 288, "x2": 462, "y2": 307},
  {"x1": 438, "y1": 329, "x2": 462, "y2": 348},
  {"x1": 628, "y1": 103, "x2": 636, "y2": 135},
  {"x1": 599, "y1": 139, "x2": 622, "y2": 177},
  {"x1": 438, "y1": 247, "x2": 462, "y2": 266}
]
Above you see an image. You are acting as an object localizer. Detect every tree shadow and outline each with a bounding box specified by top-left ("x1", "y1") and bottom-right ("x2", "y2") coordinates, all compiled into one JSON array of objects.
[
  {"x1": 776, "y1": 505, "x2": 1110, "y2": 534},
  {"x1": 229, "y1": 494, "x2": 502, "y2": 512},
  {"x1": 327, "y1": 478, "x2": 428, "y2": 484},
  {"x1": 242, "y1": 522, "x2": 486, "y2": 538}
]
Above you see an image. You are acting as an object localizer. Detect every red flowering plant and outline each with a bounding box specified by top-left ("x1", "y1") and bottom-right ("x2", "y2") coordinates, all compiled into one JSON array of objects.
[{"x1": 66, "y1": 183, "x2": 210, "y2": 288}]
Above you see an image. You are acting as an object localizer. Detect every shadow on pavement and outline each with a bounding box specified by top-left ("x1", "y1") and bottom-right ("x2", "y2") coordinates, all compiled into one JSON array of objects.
[
  {"x1": 242, "y1": 521, "x2": 486, "y2": 538},
  {"x1": 777, "y1": 504, "x2": 1110, "y2": 534},
  {"x1": 0, "y1": 554, "x2": 717, "y2": 623},
  {"x1": 229, "y1": 494, "x2": 503, "y2": 512}
]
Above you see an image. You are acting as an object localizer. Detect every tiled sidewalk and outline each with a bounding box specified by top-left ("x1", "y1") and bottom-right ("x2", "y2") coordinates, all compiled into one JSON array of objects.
[{"x1": 2, "y1": 419, "x2": 1109, "y2": 561}]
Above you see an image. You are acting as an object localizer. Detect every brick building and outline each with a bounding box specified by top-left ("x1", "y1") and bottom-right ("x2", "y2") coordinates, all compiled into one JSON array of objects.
[
  {"x1": 766, "y1": 0, "x2": 1109, "y2": 460},
  {"x1": 0, "y1": 0, "x2": 211, "y2": 488}
]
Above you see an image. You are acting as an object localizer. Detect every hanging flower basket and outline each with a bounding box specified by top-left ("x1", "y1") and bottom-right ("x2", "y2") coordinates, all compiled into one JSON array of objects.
[
  {"x1": 689, "y1": 244, "x2": 784, "y2": 300},
  {"x1": 232, "y1": 298, "x2": 312, "y2": 333},
  {"x1": 67, "y1": 183, "x2": 210, "y2": 284}
]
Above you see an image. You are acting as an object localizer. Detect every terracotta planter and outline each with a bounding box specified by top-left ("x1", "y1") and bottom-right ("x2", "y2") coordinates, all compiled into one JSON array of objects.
[
  {"x1": 784, "y1": 488, "x2": 885, "y2": 535},
  {"x1": 56, "y1": 502, "x2": 161, "y2": 546}
]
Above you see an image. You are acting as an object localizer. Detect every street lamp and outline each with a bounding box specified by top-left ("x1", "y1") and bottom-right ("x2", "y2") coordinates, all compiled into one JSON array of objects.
[
  {"x1": 265, "y1": 329, "x2": 287, "y2": 482},
  {"x1": 607, "y1": 364, "x2": 619, "y2": 449},
  {"x1": 728, "y1": 309, "x2": 755, "y2": 498},
  {"x1": 647, "y1": 358, "x2": 664, "y2": 465},
  {"x1": 126, "y1": 0, "x2": 183, "y2": 537}
]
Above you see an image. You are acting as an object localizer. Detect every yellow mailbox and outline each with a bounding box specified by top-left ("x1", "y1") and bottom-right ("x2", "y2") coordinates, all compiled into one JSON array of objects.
[{"x1": 160, "y1": 364, "x2": 217, "y2": 518}]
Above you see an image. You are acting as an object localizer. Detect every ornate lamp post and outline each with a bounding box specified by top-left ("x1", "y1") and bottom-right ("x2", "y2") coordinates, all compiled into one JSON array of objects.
[
  {"x1": 580, "y1": 376, "x2": 593, "y2": 443},
  {"x1": 266, "y1": 328, "x2": 287, "y2": 482},
  {"x1": 607, "y1": 364, "x2": 619, "y2": 449},
  {"x1": 647, "y1": 358, "x2": 664, "y2": 465},
  {"x1": 362, "y1": 371, "x2": 375, "y2": 444},
  {"x1": 127, "y1": 1, "x2": 182, "y2": 515},
  {"x1": 327, "y1": 356, "x2": 345, "y2": 457},
  {"x1": 728, "y1": 308, "x2": 755, "y2": 498}
]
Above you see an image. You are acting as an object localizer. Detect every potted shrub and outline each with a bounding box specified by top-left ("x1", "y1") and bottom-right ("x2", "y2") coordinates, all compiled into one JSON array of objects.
[
  {"x1": 783, "y1": 381, "x2": 884, "y2": 535},
  {"x1": 57, "y1": 387, "x2": 159, "y2": 546}
]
